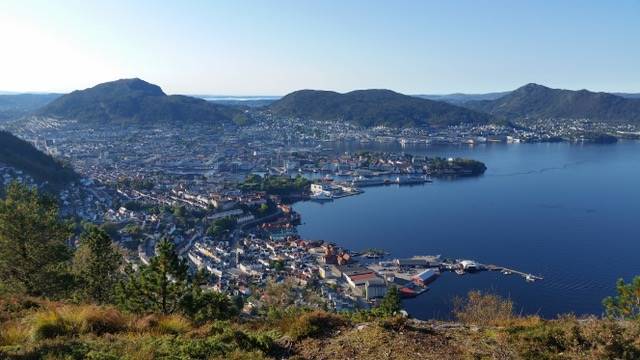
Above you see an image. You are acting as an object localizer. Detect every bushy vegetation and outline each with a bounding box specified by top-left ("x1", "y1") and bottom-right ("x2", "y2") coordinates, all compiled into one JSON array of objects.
[
  {"x1": 207, "y1": 216, "x2": 237, "y2": 237},
  {"x1": 0, "y1": 300, "x2": 281, "y2": 359},
  {"x1": 453, "y1": 290, "x2": 514, "y2": 326},
  {"x1": 284, "y1": 310, "x2": 346, "y2": 340},
  {"x1": 603, "y1": 276, "x2": 640, "y2": 320},
  {"x1": 0, "y1": 182, "x2": 73, "y2": 297},
  {"x1": 239, "y1": 174, "x2": 310, "y2": 196},
  {"x1": 429, "y1": 156, "x2": 487, "y2": 175}
]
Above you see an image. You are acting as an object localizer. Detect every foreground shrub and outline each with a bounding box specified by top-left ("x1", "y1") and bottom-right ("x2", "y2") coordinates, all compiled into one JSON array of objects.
[
  {"x1": 454, "y1": 290, "x2": 513, "y2": 326},
  {"x1": 0, "y1": 320, "x2": 30, "y2": 345},
  {"x1": 0, "y1": 296, "x2": 42, "y2": 322},
  {"x1": 156, "y1": 314, "x2": 192, "y2": 334},
  {"x1": 31, "y1": 310, "x2": 71, "y2": 340},
  {"x1": 380, "y1": 315, "x2": 408, "y2": 331},
  {"x1": 286, "y1": 310, "x2": 346, "y2": 340},
  {"x1": 603, "y1": 276, "x2": 640, "y2": 320},
  {"x1": 73, "y1": 305, "x2": 128, "y2": 334},
  {"x1": 507, "y1": 316, "x2": 640, "y2": 359}
]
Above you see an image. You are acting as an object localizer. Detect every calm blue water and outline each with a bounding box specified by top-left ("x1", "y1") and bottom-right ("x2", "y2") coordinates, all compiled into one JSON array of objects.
[{"x1": 294, "y1": 141, "x2": 640, "y2": 319}]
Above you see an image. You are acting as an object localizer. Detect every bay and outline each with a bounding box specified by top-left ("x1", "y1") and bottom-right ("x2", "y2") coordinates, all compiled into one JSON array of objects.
[{"x1": 293, "y1": 141, "x2": 640, "y2": 319}]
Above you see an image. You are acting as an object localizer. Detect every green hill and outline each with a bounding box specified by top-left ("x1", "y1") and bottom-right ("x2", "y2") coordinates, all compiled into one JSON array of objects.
[
  {"x1": 269, "y1": 89, "x2": 494, "y2": 128},
  {"x1": 465, "y1": 83, "x2": 640, "y2": 124},
  {"x1": 37, "y1": 78, "x2": 248, "y2": 125},
  {"x1": 0, "y1": 131, "x2": 77, "y2": 187}
]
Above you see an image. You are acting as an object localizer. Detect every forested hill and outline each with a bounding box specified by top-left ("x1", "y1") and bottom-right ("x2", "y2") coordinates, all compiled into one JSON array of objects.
[
  {"x1": 464, "y1": 83, "x2": 640, "y2": 124},
  {"x1": 37, "y1": 78, "x2": 249, "y2": 125},
  {"x1": 0, "y1": 131, "x2": 77, "y2": 187},
  {"x1": 268, "y1": 89, "x2": 494, "y2": 128}
]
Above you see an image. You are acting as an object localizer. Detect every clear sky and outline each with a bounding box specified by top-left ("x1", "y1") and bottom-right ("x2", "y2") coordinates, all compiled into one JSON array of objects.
[{"x1": 1, "y1": 0, "x2": 639, "y2": 95}]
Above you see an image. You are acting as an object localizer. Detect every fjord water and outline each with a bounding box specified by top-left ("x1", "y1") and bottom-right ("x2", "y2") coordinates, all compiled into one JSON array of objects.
[{"x1": 294, "y1": 141, "x2": 640, "y2": 319}]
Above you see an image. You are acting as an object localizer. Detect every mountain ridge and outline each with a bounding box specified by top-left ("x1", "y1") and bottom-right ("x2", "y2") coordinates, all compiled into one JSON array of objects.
[
  {"x1": 464, "y1": 83, "x2": 640, "y2": 124},
  {"x1": 269, "y1": 88, "x2": 494, "y2": 128},
  {"x1": 37, "y1": 78, "x2": 247, "y2": 125}
]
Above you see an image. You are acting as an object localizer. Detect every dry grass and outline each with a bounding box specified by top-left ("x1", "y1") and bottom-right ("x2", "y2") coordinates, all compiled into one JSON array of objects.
[
  {"x1": 61, "y1": 304, "x2": 129, "y2": 335},
  {"x1": 155, "y1": 314, "x2": 192, "y2": 334},
  {"x1": 30, "y1": 310, "x2": 71, "y2": 340},
  {"x1": 453, "y1": 290, "x2": 514, "y2": 327},
  {"x1": 295, "y1": 320, "x2": 462, "y2": 360},
  {"x1": 0, "y1": 320, "x2": 30, "y2": 345},
  {"x1": 282, "y1": 310, "x2": 346, "y2": 340},
  {"x1": 2, "y1": 297, "x2": 640, "y2": 359}
]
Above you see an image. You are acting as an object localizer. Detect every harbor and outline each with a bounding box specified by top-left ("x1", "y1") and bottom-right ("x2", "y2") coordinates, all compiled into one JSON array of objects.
[
  {"x1": 360, "y1": 254, "x2": 544, "y2": 300},
  {"x1": 308, "y1": 174, "x2": 433, "y2": 201}
]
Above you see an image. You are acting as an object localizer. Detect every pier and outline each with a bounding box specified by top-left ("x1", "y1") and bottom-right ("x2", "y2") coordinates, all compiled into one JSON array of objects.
[
  {"x1": 484, "y1": 264, "x2": 544, "y2": 282},
  {"x1": 365, "y1": 255, "x2": 543, "y2": 301}
]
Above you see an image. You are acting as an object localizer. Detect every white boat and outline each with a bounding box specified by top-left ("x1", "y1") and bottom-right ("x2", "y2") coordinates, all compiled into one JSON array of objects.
[
  {"x1": 310, "y1": 192, "x2": 333, "y2": 201},
  {"x1": 396, "y1": 175, "x2": 427, "y2": 185}
]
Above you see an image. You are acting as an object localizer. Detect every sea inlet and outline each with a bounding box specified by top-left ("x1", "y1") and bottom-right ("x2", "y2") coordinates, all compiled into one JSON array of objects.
[{"x1": 294, "y1": 141, "x2": 640, "y2": 319}]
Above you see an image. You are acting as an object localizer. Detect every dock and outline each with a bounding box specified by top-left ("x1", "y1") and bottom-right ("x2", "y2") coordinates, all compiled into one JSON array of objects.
[
  {"x1": 485, "y1": 264, "x2": 544, "y2": 282},
  {"x1": 367, "y1": 255, "x2": 544, "y2": 298}
]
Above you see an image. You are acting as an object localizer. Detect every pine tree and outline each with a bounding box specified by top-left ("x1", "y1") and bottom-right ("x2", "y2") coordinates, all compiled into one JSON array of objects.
[
  {"x1": 378, "y1": 286, "x2": 402, "y2": 316},
  {"x1": 0, "y1": 182, "x2": 72, "y2": 297},
  {"x1": 603, "y1": 276, "x2": 640, "y2": 320},
  {"x1": 73, "y1": 225, "x2": 122, "y2": 303},
  {"x1": 117, "y1": 238, "x2": 190, "y2": 314},
  {"x1": 181, "y1": 269, "x2": 239, "y2": 323}
]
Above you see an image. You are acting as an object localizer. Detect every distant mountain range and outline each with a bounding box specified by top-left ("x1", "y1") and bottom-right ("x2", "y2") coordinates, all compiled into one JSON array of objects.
[
  {"x1": 0, "y1": 131, "x2": 77, "y2": 188},
  {"x1": 201, "y1": 96, "x2": 279, "y2": 108},
  {"x1": 4, "y1": 80, "x2": 640, "y2": 128},
  {"x1": 269, "y1": 89, "x2": 494, "y2": 128},
  {"x1": 415, "y1": 92, "x2": 511, "y2": 105},
  {"x1": 614, "y1": 93, "x2": 640, "y2": 99},
  {"x1": 37, "y1": 79, "x2": 248, "y2": 125},
  {"x1": 0, "y1": 93, "x2": 60, "y2": 122},
  {"x1": 463, "y1": 83, "x2": 640, "y2": 124}
]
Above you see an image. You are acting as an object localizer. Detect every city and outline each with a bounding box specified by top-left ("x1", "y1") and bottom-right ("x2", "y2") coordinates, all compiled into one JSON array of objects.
[{"x1": 1, "y1": 1, "x2": 640, "y2": 359}]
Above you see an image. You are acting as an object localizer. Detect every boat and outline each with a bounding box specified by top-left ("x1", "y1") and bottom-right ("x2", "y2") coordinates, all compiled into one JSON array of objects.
[
  {"x1": 310, "y1": 193, "x2": 333, "y2": 201},
  {"x1": 350, "y1": 176, "x2": 386, "y2": 187},
  {"x1": 525, "y1": 274, "x2": 536, "y2": 282},
  {"x1": 396, "y1": 175, "x2": 427, "y2": 185},
  {"x1": 501, "y1": 270, "x2": 513, "y2": 275}
]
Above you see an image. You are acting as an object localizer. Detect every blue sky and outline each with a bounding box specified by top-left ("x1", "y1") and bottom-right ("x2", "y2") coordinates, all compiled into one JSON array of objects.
[{"x1": 1, "y1": 0, "x2": 639, "y2": 95}]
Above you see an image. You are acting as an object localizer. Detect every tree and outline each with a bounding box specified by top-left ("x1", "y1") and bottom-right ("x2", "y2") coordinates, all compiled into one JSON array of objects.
[
  {"x1": 73, "y1": 225, "x2": 123, "y2": 304},
  {"x1": 207, "y1": 216, "x2": 236, "y2": 237},
  {"x1": 258, "y1": 203, "x2": 269, "y2": 215},
  {"x1": 0, "y1": 182, "x2": 72, "y2": 297},
  {"x1": 182, "y1": 272, "x2": 239, "y2": 324},
  {"x1": 117, "y1": 238, "x2": 190, "y2": 315},
  {"x1": 117, "y1": 241, "x2": 238, "y2": 321},
  {"x1": 603, "y1": 276, "x2": 640, "y2": 320},
  {"x1": 377, "y1": 286, "x2": 401, "y2": 316},
  {"x1": 173, "y1": 205, "x2": 186, "y2": 219}
]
